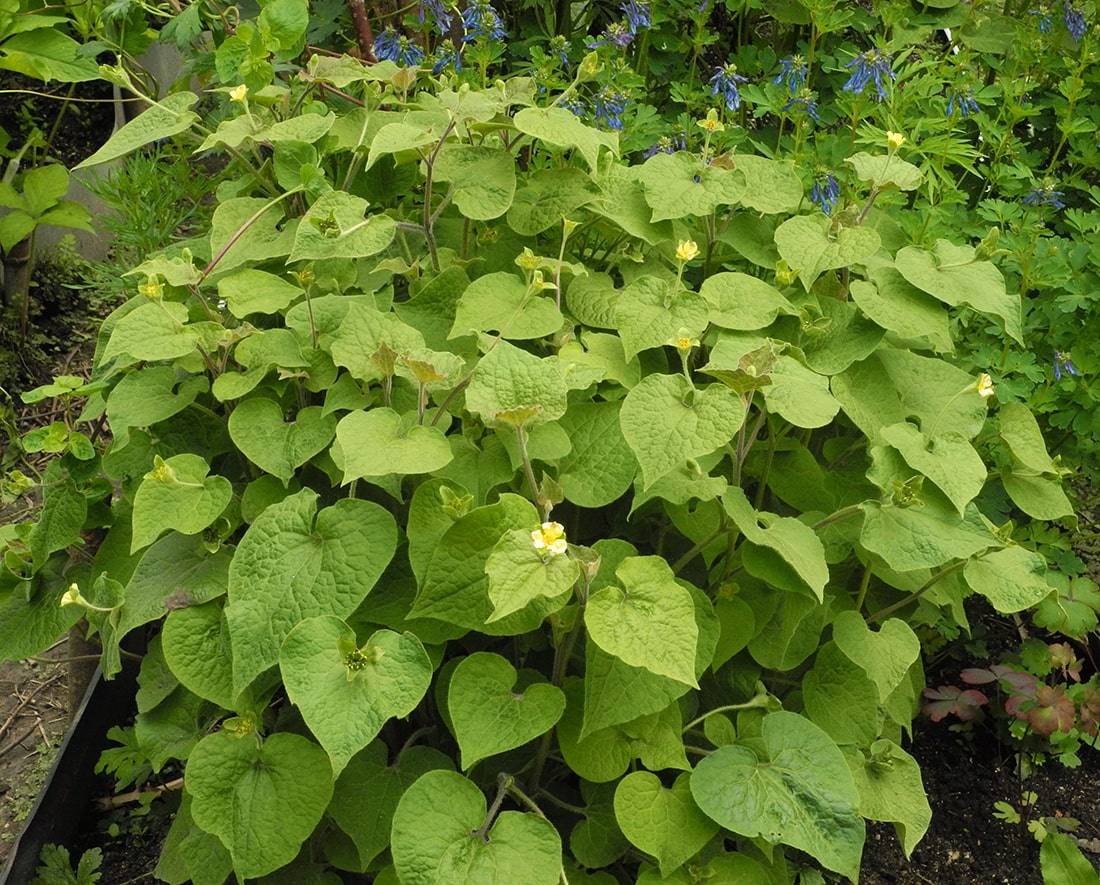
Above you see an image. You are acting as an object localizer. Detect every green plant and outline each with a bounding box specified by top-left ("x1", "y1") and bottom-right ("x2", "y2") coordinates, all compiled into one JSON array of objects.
[
  {"x1": 28, "y1": 844, "x2": 102, "y2": 885},
  {"x1": 1, "y1": 1, "x2": 1096, "y2": 883}
]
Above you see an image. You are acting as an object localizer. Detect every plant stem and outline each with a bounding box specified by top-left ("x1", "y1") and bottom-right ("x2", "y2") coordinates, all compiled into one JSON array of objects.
[{"x1": 866, "y1": 557, "x2": 970, "y2": 623}]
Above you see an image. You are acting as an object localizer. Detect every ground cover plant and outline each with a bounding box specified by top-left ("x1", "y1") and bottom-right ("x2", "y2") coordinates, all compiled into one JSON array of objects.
[{"x1": 2, "y1": 0, "x2": 1100, "y2": 882}]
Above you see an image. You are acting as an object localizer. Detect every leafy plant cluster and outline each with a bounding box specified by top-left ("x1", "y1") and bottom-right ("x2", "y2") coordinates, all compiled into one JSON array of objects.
[{"x1": 2, "y1": 0, "x2": 1100, "y2": 883}]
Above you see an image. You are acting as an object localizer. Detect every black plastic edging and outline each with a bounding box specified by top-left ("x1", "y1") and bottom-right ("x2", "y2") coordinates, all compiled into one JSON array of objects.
[{"x1": 0, "y1": 664, "x2": 136, "y2": 885}]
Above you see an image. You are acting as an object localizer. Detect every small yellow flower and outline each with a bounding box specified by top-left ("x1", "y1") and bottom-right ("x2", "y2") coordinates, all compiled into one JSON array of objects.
[
  {"x1": 976, "y1": 373, "x2": 995, "y2": 398},
  {"x1": 60, "y1": 584, "x2": 82, "y2": 607},
  {"x1": 697, "y1": 109, "x2": 726, "y2": 133},
  {"x1": 229, "y1": 84, "x2": 249, "y2": 103},
  {"x1": 676, "y1": 240, "x2": 699, "y2": 262},
  {"x1": 138, "y1": 278, "x2": 163, "y2": 300},
  {"x1": 886, "y1": 130, "x2": 906, "y2": 150},
  {"x1": 531, "y1": 521, "x2": 568, "y2": 556}
]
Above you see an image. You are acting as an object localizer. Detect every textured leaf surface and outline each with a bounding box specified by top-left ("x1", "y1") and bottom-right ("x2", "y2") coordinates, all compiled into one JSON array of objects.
[
  {"x1": 162, "y1": 601, "x2": 236, "y2": 709},
  {"x1": 691, "y1": 711, "x2": 864, "y2": 881},
  {"x1": 281, "y1": 617, "x2": 431, "y2": 775},
  {"x1": 187, "y1": 731, "x2": 333, "y2": 880},
  {"x1": 451, "y1": 272, "x2": 562, "y2": 340},
  {"x1": 329, "y1": 742, "x2": 453, "y2": 870},
  {"x1": 337, "y1": 408, "x2": 452, "y2": 480},
  {"x1": 391, "y1": 770, "x2": 562, "y2": 885},
  {"x1": 465, "y1": 339, "x2": 568, "y2": 426},
  {"x1": 620, "y1": 375, "x2": 745, "y2": 488},
  {"x1": 614, "y1": 276, "x2": 708, "y2": 360},
  {"x1": 228, "y1": 400, "x2": 336, "y2": 482},
  {"x1": 613, "y1": 772, "x2": 718, "y2": 875},
  {"x1": 843, "y1": 741, "x2": 931, "y2": 857},
  {"x1": 485, "y1": 529, "x2": 580, "y2": 621},
  {"x1": 964, "y1": 545, "x2": 1053, "y2": 613},
  {"x1": 131, "y1": 454, "x2": 232, "y2": 551},
  {"x1": 227, "y1": 490, "x2": 397, "y2": 692},
  {"x1": 831, "y1": 612, "x2": 920, "y2": 705},
  {"x1": 880, "y1": 421, "x2": 985, "y2": 514},
  {"x1": 585, "y1": 556, "x2": 698, "y2": 686},
  {"x1": 447, "y1": 652, "x2": 565, "y2": 769}
]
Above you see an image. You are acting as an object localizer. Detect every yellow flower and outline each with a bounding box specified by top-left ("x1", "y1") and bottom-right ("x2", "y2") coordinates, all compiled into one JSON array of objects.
[
  {"x1": 138, "y1": 277, "x2": 163, "y2": 300},
  {"x1": 697, "y1": 109, "x2": 726, "y2": 133},
  {"x1": 60, "y1": 584, "x2": 82, "y2": 607},
  {"x1": 531, "y1": 521, "x2": 568, "y2": 556},
  {"x1": 886, "y1": 130, "x2": 906, "y2": 150},
  {"x1": 676, "y1": 240, "x2": 699, "y2": 262},
  {"x1": 976, "y1": 373, "x2": 995, "y2": 398},
  {"x1": 229, "y1": 84, "x2": 249, "y2": 103}
]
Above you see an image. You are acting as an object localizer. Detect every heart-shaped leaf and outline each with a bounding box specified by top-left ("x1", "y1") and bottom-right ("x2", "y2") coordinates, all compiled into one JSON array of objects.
[
  {"x1": 329, "y1": 742, "x2": 454, "y2": 870},
  {"x1": 391, "y1": 770, "x2": 562, "y2": 885},
  {"x1": 614, "y1": 771, "x2": 718, "y2": 875},
  {"x1": 227, "y1": 490, "x2": 397, "y2": 692},
  {"x1": 485, "y1": 529, "x2": 580, "y2": 622},
  {"x1": 281, "y1": 616, "x2": 432, "y2": 775},
  {"x1": 186, "y1": 730, "x2": 333, "y2": 880},
  {"x1": 585, "y1": 556, "x2": 698, "y2": 687},
  {"x1": 447, "y1": 652, "x2": 566, "y2": 769},
  {"x1": 228, "y1": 398, "x2": 336, "y2": 482},
  {"x1": 131, "y1": 454, "x2": 232, "y2": 552},
  {"x1": 691, "y1": 711, "x2": 864, "y2": 881},
  {"x1": 831, "y1": 612, "x2": 920, "y2": 705},
  {"x1": 336, "y1": 408, "x2": 453, "y2": 480}
]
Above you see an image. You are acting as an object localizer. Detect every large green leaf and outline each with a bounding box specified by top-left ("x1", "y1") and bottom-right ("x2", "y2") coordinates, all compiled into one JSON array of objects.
[
  {"x1": 894, "y1": 240, "x2": 1022, "y2": 342},
  {"x1": 880, "y1": 421, "x2": 986, "y2": 515},
  {"x1": 226, "y1": 490, "x2": 397, "y2": 692},
  {"x1": 964, "y1": 545, "x2": 1052, "y2": 613},
  {"x1": 76, "y1": 92, "x2": 200, "y2": 168},
  {"x1": 131, "y1": 454, "x2": 232, "y2": 552},
  {"x1": 485, "y1": 528, "x2": 580, "y2": 621},
  {"x1": 723, "y1": 487, "x2": 829, "y2": 600},
  {"x1": 614, "y1": 771, "x2": 718, "y2": 876},
  {"x1": 186, "y1": 730, "x2": 333, "y2": 880},
  {"x1": 614, "y1": 276, "x2": 708, "y2": 361},
  {"x1": 773, "y1": 215, "x2": 880, "y2": 288},
  {"x1": 843, "y1": 741, "x2": 931, "y2": 858},
  {"x1": 162, "y1": 601, "x2": 236, "y2": 709},
  {"x1": 557, "y1": 401, "x2": 637, "y2": 508},
  {"x1": 329, "y1": 742, "x2": 454, "y2": 871},
  {"x1": 620, "y1": 375, "x2": 745, "y2": 488},
  {"x1": 585, "y1": 556, "x2": 698, "y2": 687},
  {"x1": 513, "y1": 106, "x2": 617, "y2": 173},
  {"x1": 289, "y1": 191, "x2": 396, "y2": 262},
  {"x1": 228, "y1": 400, "x2": 336, "y2": 482},
  {"x1": 831, "y1": 612, "x2": 919, "y2": 705},
  {"x1": 446, "y1": 652, "x2": 566, "y2": 769},
  {"x1": 450, "y1": 272, "x2": 562, "y2": 340},
  {"x1": 434, "y1": 144, "x2": 516, "y2": 219},
  {"x1": 691, "y1": 711, "x2": 864, "y2": 881},
  {"x1": 637, "y1": 151, "x2": 745, "y2": 221},
  {"x1": 336, "y1": 408, "x2": 453, "y2": 480},
  {"x1": 464, "y1": 339, "x2": 568, "y2": 427},
  {"x1": 280, "y1": 617, "x2": 432, "y2": 775},
  {"x1": 391, "y1": 770, "x2": 562, "y2": 885}
]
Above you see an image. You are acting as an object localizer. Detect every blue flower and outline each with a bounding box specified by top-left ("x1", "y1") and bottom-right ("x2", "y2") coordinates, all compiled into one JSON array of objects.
[
  {"x1": 1063, "y1": 2, "x2": 1086, "y2": 40},
  {"x1": 773, "y1": 55, "x2": 808, "y2": 94},
  {"x1": 419, "y1": 0, "x2": 452, "y2": 31},
  {"x1": 1054, "y1": 351, "x2": 1079, "y2": 380},
  {"x1": 592, "y1": 88, "x2": 628, "y2": 130},
  {"x1": 621, "y1": 0, "x2": 651, "y2": 33},
  {"x1": 643, "y1": 134, "x2": 687, "y2": 158},
  {"x1": 946, "y1": 87, "x2": 979, "y2": 119},
  {"x1": 461, "y1": 0, "x2": 506, "y2": 42},
  {"x1": 431, "y1": 39, "x2": 461, "y2": 73},
  {"x1": 710, "y1": 63, "x2": 748, "y2": 111},
  {"x1": 1031, "y1": 6, "x2": 1054, "y2": 31},
  {"x1": 843, "y1": 50, "x2": 895, "y2": 102},
  {"x1": 782, "y1": 89, "x2": 820, "y2": 122},
  {"x1": 560, "y1": 97, "x2": 587, "y2": 118},
  {"x1": 1022, "y1": 181, "x2": 1066, "y2": 209},
  {"x1": 810, "y1": 171, "x2": 840, "y2": 215},
  {"x1": 375, "y1": 28, "x2": 426, "y2": 66},
  {"x1": 587, "y1": 20, "x2": 634, "y2": 49}
]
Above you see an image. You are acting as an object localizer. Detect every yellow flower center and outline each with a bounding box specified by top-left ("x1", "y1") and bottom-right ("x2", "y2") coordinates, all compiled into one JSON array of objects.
[
  {"x1": 676, "y1": 240, "x2": 699, "y2": 262},
  {"x1": 531, "y1": 521, "x2": 567, "y2": 556}
]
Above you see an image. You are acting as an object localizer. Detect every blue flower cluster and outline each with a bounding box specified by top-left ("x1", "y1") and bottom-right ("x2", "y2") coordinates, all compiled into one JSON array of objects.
[
  {"x1": 773, "y1": 55, "x2": 808, "y2": 94},
  {"x1": 587, "y1": 0, "x2": 651, "y2": 49},
  {"x1": 1053, "y1": 350, "x2": 1080, "y2": 380},
  {"x1": 810, "y1": 171, "x2": 840, "y2": 215},
  {"x1": 461, "y1": 0, "x2": 506, "y2": 41},
  {"x1": 946, "y1": 87, "x2": 979, "y2": 119},
  {"x1": 592, "y1": 88, "x2": 630, "y2": 130},
  {"x1": 1023, "y1": 181, "x2": 1066, "y2": 209},
  {"x1": 843, "y1": 50, "x2": 895, "y2": 102},
  {"x1": 782, "y1": 90, "x2": 821, "y2": 122},
  {"x1": 1064, "y1": 2, "x2": 1086, "y2": 40},
  {"x1": 419, "y1": 0, "x2": 452, "y2": 31},
  {"x1": 375, "y1": 28, "x2": 426, "y2": 66},
  {"x1": 643, "y1": 134, "x2": 687, "y2": 158},
  {"x1": 710, "y1": 63, "x2": 748, "y2": 111}
]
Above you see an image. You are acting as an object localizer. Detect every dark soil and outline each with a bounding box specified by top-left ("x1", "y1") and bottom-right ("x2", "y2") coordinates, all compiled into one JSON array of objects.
[{"x1": 861, "y1": 718, "x2": 1100, "y2": 884}]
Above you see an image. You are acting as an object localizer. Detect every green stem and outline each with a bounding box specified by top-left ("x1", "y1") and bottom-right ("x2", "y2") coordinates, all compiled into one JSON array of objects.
[
  {"x1": 681, "y1": 696, "x2": 770, "y2": 734},
  {"x1": 866, "y1": 558, "x2": 971, "y2": 623},
  {"x1": 473, "y1": 774, "x2": 512, "y2": 841},
  {"x1": 853, "y1": 564, "x2": 873, "y2": 614}
]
